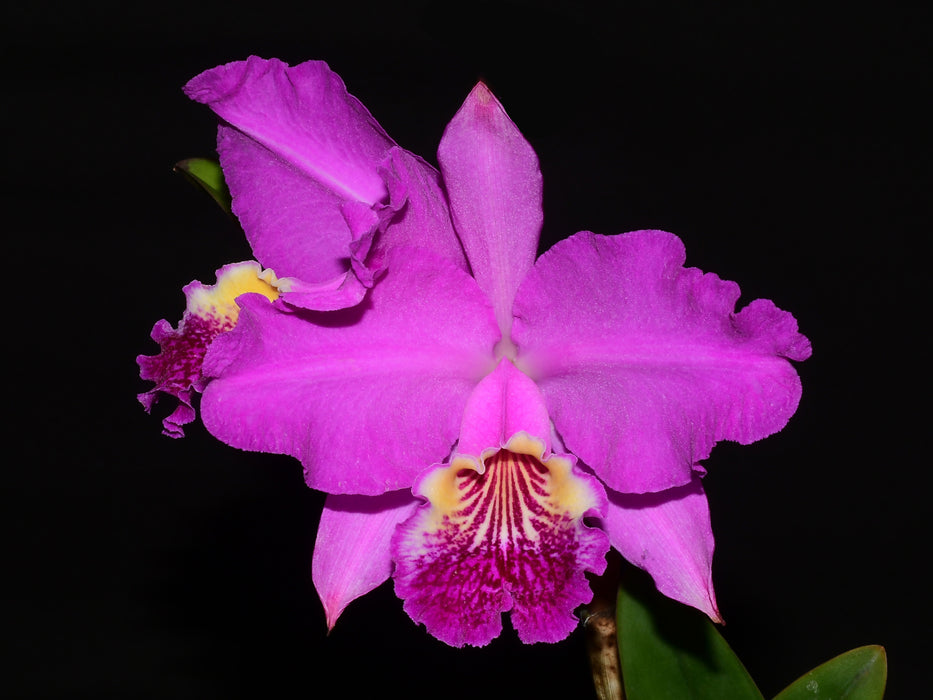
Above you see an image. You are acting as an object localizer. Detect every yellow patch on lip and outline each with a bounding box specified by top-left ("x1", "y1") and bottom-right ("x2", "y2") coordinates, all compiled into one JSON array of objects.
[
  {"x1": 187, "y1": 261, "x2": 282, "y2": 323},
  {"x1": 449, "y1": 430, "x2": 547, "y2": 474},
  {"x1": 418, "y1": 448, "x2": 597, "y2": 538}
]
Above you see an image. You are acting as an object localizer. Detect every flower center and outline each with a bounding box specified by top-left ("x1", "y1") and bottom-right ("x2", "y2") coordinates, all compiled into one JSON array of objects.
[
  {"x1": 391, "y1": 448, "x2": 608, "y2": 647},
  {"x1": 493, "y1": 336, "x2": 518, "y2": 362}
]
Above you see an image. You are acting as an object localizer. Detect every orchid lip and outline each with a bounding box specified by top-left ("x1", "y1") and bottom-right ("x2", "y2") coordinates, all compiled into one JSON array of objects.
[
  {"x1": 137, "y1": 261, "x2": 282, "y2": 437},
  {"x1": 392, "y1": 438, "x2": 609, "y2": 647}
]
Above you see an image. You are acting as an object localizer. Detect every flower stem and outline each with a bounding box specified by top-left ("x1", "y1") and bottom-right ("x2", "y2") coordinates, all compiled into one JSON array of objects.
[{"x1": 580, "y1": 550, "x2": 625, "y2": 700}]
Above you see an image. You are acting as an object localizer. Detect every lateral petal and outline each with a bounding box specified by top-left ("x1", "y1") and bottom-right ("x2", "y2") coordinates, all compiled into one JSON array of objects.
[
  {"x1": 437, "y1": 83, "x2": 542, "y2": 340},
  {"x1": 601, "y1": 477, "x2": 721, "y2": 621},
  {"x1": 375, "y1": 147, "x2": 468, "y2": 273},
  {"x1": 513, "y1": 230, "x2": 811, "y2": 493},
  {"x1": 200, "y1": 247, "x2": 500, "y2": 495},
  {"x1": 312, "y1": 491, "x2": 420, "y2": 630}
]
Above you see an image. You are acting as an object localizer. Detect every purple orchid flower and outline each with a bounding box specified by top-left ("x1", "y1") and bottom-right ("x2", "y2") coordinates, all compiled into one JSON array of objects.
[{"x1": 138, "y1": 58, "x2": 810, "y2": 648}]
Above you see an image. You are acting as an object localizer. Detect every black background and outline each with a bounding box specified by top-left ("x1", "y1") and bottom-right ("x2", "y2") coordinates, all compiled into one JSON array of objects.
[{"x1": 7, "y1": 1, "x2": 930, "y2": 697}]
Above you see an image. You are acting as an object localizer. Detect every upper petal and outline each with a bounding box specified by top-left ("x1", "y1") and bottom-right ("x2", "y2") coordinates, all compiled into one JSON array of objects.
[
  {"x1": 513, "y1": 230, "x2": 811, "y2": 493},
  {"x1": 200, "y1": 246, "x2": 500, "y2": 495},
  {"x1": 185, "y1": 57, "x2": 392, "y2": 205},
  {"x1": 437, "y1": 83, "x2": 542, "y2": 341}
]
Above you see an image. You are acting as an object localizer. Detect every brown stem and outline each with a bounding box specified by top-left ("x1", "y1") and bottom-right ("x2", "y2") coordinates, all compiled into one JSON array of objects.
[{"x1": 580, "y1": 550, "x2": 625, "y2": 700}]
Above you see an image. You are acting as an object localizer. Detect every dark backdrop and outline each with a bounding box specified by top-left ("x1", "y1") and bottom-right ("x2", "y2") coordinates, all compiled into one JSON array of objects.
[{"x1": 7, "y1": 2, "x2": 929, "y2": 697}]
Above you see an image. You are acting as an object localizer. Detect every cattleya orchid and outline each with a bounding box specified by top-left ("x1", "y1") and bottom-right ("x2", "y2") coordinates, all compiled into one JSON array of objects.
[{"x1": 139, "y1": 57, "x2": 810, "y2": 648}]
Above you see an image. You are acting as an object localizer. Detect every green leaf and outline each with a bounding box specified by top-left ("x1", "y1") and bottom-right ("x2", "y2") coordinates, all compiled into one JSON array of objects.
[
  {"x1": 174, "y1": 157, "x2": 232, "y2": 213},
  {"x1": 616, "y1": 567, "x2": 764, "y2": 700},
  {"x1": 773, "y1": 646, "x2": 887, "y2": 700}
]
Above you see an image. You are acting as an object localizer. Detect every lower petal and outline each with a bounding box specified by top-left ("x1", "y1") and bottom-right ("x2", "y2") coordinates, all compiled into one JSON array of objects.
[
  {"x1": 312, "y1": 491, "x2": 420, "y2": 630},
  {"x1": 392, "y1": 448, "x2": 608, "y2": 647},
  {"x1": 601, "y1": 477, "x2": 721, "y2": 622}
]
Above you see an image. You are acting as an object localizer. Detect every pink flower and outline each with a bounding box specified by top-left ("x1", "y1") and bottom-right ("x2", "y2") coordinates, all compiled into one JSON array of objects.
[{"x1": 139, "y1": 58, "x2": 810, "y2": 647}]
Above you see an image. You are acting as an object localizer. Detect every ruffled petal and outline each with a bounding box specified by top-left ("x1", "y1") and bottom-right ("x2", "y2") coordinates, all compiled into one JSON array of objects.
[
  {"x1": 437, "y1": 83, "x2": 542, "y2": 342},
  {"x1": 312, "y1": 491, "x2": 420, "y2": 630},
  {"x1": 214, "y1": 125, "x2": 374, "y2": 287},
  {"x1": 375, "y1": 147, "x2": 468, "y2": 273},
  {"x1": 200, "y1": 247, "x2": 500, "y2": 495},
  {"x1": 513, "y1": 230, "x2": 811, "y2": 493},
  {"x1": 186, "y1": 58, "x2": 395, "y2": 306},
  {"x1": 601, "y1": 477, "x2": 721, "y2": 621},
  {"x1": 185, "y1": 57, "x2": 392, "y2": 205},
  {"x1": 392, "y1": 360, "x2": 608, "y2": 647},
  {"x1": 137, "y1": 261, "x2": 282, "y2": 437},
  {"x1": 271, "y1": 268, "x2": 369, "y2": 313}
]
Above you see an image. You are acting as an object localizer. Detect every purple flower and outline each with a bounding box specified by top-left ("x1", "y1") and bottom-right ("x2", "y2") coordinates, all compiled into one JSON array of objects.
[{"x1": 139, "y1": 58, "x2": 811, "y2": 647}]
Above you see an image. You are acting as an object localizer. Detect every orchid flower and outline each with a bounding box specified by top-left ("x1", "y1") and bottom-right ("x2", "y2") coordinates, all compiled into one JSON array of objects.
[{"x1": 138, "y1": 58, "x2": 810, "y2": 648}]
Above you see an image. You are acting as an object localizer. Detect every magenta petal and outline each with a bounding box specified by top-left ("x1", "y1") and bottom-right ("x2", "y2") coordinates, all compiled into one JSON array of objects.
[
  {"x1": 513, "y1": 230, "x2": 811, "y2": 493},
  {"x1": 215, "y1": 126, "x2": 369, "y2": 284},
  {"x1": 375, "y1": 147, "x2": 468, "y2": 273},
  {"x1": 275, "y1": 269, "x2": 369, "y2": 312},
  {"x1": 437, "y1": 83, "x2": 542, "y2": 339},
  {"x1": 185, "y1": 57, "x2": 391, "y2": 204},
  {"x1": 200, "y1": 247, "x2": 500, "y2": 495},
  {"x1": 312, "y1": 491, "x2": 420, "y2": 630},
  {"x1": 602, "y1": 478, "x2": 721, "y2": 621},
  {"x1": 185, "y1": 58, "x2": 394, "y2": 293}
]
